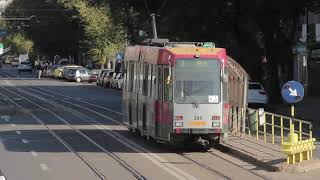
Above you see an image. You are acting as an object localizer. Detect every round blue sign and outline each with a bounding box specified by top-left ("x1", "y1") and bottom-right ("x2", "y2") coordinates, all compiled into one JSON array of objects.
[{"x1": 281, "y1": 81, "x2": 304, "y2": 104}]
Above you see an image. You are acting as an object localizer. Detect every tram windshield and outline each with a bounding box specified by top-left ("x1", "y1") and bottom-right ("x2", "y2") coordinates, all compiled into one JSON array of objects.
[{"x1": 174, "y1": 59, "x2": 221, "y2": 104}]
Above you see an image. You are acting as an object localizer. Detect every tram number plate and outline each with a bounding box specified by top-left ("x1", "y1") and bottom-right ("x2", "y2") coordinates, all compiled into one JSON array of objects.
[{"x1": 189, "y1": 121, "x2": 207, "y2": 126}]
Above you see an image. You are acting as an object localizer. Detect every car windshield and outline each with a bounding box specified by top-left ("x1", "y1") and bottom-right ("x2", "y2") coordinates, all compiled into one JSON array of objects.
[
  {"x1": 175, "y1": 59, "x2": 221, "y2": 104},
  {"x1": 21, "y1": 62, "x2": 30, "y2": 65},
  {"x1": 249, "y1": 83, "x2": 262, "y2": 90}
]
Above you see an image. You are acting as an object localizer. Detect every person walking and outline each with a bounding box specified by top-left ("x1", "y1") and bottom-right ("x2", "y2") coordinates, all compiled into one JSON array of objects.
[{"x1": 37, "y1": 63, "x2": 43, "y2": 79}]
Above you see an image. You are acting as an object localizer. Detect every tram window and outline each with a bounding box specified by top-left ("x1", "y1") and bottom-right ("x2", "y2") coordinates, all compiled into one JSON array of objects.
[
  {"x1": 164, "y1": 67, "x2": 173, "y2": 101},
  {"x1": 137, "y1": 63, "x2": 143, "y2": 94},
  {"x1": 143, "y1": 64, "x2": 149, "y2": 96},
  {"x1": 129, "y1": 62, "x2": 134, "y2": 92},
  {"x1": 158, "y1": 66, "x2": 163, "y2": 101},
  {"x1": 148, "y1": 65, "x2": 152, "y2": 97},
  {"x1": 151, "y1": 65, "x2": 157, "y2": 100},
  {"x1": 138, "y1": 63, "x2": 143, "y2": 94}
]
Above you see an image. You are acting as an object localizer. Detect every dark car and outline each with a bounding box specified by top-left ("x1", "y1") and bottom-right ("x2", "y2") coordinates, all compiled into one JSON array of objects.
[{"x1": 88, "y1": 73, "x2": 98, "y2": 83}]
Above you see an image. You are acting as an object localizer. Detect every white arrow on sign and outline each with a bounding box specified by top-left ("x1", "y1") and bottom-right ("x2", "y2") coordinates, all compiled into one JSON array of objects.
[{"x1": 289, "y1": 88, "x2": 297, "y2": 96}]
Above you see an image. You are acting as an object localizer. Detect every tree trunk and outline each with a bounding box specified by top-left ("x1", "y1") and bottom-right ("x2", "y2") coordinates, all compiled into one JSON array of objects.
[{"x1": 101, "y1": 63, "x2": 104, "y2": 69}]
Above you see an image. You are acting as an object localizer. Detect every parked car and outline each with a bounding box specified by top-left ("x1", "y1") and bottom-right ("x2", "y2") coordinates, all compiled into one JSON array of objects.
[
  {"x1": 53, "y1": 66, "x2": 64, "y2": 78},
  {"x1": 11, "y1": 58, "x2": 19, "y2": 67},
  {"x1": 18, "y1": 61, "x2": 33, "y2": 73},
  {"x1": 67, "y1": 68, "x2": 90, "y2": 82},
  {"x1": 88, "y1": 73, "x2": 98, "y2": 83},
  {"x1": 102, "y1": 71, "x2": 115, "y2": 88},
  {"x1": 247, "y1": 82, "x2": 268, "y2": 107},
  {"x1": 111, "y1": 73, "x2": 124, "y2": 89},
  {"x1": 4, "y1": 56, "x2": 13, "y2": 64},
  {"x1": 62, "y1": 65, "x2": 83, "y2": 79},
  {"x1": 96, "y1": 69, "x2": 112, "y2": 86}
]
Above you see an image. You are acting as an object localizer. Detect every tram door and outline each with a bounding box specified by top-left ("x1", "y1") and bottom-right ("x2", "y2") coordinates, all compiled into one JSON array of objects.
[
  {"x1": 156, "y1": 66, "x2": 173, "y2": 139},
  {"x1": 155, "y1": 66, "x2": 163, "y2": 137},
  {"x1": 162, "y1": 66, "x2": 173, "y2": 139}
]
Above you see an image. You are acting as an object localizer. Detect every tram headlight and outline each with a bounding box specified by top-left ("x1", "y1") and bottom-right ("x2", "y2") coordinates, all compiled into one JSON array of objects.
[
  {"x1": 212, "y1": 121, "x2": 221, "y2": 127},
  {"x1": 175, "y1": 122, "x2": 184, "y2": 127}
]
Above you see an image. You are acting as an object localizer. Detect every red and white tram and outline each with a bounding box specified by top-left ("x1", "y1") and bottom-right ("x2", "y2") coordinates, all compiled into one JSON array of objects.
[{"x1": 122, "y1": 42, "x2": 229, "y2": 146}]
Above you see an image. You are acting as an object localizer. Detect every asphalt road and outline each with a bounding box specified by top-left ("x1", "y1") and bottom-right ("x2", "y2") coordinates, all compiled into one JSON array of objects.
[{"x1": 0, "y1": 65, "x2": 319, "y2": 180}]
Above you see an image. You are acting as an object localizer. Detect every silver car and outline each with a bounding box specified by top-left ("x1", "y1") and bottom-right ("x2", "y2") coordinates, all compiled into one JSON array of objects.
[
  {"x1": 67, "y1": 69, "x2": 90, "y2": 82},
  {"x1": 111, "y1": 73, "x2": 124, "y2": 89}
]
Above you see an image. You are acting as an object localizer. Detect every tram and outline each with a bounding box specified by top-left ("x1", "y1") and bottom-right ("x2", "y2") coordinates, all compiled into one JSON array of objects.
[{"x1": 122, "y1": 41, "x2": 229, "y2": 146}]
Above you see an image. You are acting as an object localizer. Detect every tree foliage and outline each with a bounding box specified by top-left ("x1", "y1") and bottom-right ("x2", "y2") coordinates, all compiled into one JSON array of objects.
[
  {"x1": 5, "y1": 33, "x2": 34, "y2": 54},
  {"x1": 57, "y1": 0, "x2": 125, "y2": 67}
]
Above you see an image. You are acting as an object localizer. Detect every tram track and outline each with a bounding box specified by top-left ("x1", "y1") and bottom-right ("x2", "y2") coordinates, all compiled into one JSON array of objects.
[
  {"x1": 32, "y1": 88, "x2": 276, "y2": 180},
  {"x1": 2, "y1": 85, "x2": 199, "y2": 180},
  {"x1": 24, "y1": 86, "x2": 269, "y2": 180},
  {"x1": 178, "y1": 153, "x2": 233, "y2": 180},
  {"x1": 208, "y1": 150, "x2": 271, "y2": 180},
  {"x1": 0, "y1": 86, "x2": 147, "y2": 180}
]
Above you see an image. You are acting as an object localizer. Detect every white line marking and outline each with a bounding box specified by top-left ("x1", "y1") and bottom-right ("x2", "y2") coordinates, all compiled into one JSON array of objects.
[
  {"x1": 4, "y1": 86, "x2": 197, "y2": 180},
  {"x1": 40, "y1": 163, "x2": 49, "y2": 171},
  {"x1": 0, "y1": 176, "x2": 6, "y2": 180},
  {"x1": 30, "y1": 151, "x2": 38, "y2": 157},
  {"x1": 1, "y1": 115, "x2": 10, "y2": 122},
  {"x1": 25, "y1": 91, "x2": 196, "y2": 180},
  {"x1": 21, "y1": 139, "x2": 29, "y2": 144},
  {"x1": 10, "y1": 124, "x2": 16, "y2": 127},
  {"x1": 16, "y1": 130, "x2": 21, "y2": 135}
]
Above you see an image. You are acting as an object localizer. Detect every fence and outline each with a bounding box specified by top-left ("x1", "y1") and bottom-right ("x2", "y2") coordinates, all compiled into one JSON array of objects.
[{"x1": 228, "y1": 106, "x2": 313, "y2": 145}]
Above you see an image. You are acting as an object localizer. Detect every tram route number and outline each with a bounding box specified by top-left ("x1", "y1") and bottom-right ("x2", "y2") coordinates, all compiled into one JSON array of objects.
[{"x1": 194, "y1": 116, "x2": 202, "y2": 120}]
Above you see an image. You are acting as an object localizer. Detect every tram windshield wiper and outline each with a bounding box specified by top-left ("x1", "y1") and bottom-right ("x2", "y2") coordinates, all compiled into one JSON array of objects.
[{"x1": 182, "y1": 88, "x2": 200, "y2": 108}]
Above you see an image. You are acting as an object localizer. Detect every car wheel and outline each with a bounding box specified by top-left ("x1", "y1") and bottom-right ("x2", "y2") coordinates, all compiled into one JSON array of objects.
[
  {"x1": 88, "y1": 80, "x2": 92, "y2": 83},
  {"x1": 76, "y1": 77, "x2": 81, "y2": 83}
]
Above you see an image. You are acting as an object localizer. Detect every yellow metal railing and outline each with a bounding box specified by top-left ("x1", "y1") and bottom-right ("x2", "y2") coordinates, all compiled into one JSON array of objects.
[
  {"x1": 281, "y1": 124, "x2": 316, "y2": 164},
  {"x1": 246, "y1": 108, "x2": 313, "y2": 145}
]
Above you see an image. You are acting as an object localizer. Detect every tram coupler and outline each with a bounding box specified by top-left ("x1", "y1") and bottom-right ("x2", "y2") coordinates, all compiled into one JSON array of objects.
[{"x1": 195, "y1": 136, "x2": 210, "y2": 147}]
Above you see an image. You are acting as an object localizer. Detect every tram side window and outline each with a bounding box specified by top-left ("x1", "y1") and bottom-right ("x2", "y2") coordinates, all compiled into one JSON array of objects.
[
  {"x1": 158, "y1": 66, "x2": 163, "y2": 101},
  {"x1": 139, "y1": 63, "x2": 144, "y2": 94},
  {"x1": 129, "y1": 62, "x2": 134, "y2": 92},
  {"x1": 143, "y1": 64, "x2": 149, "y2": 96},
  {"x1": 148, "y1": 65, "x2": 152, "y2": 97},
  {"x1": 123, "y1": 62, "x2": 127, "y2": 91},
  {"x1": 163, "y1": 67, "x2": 173, "y2": 101},
  {"x1": 151, "y1": 65, "x2": 157, "y2": 100}
]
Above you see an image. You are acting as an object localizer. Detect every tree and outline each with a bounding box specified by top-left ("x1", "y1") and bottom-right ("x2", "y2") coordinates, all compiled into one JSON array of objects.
[
  {"x1": 6, "y1": 33, "x2": 34, "y2": 54},
  {"x1": 57, "y1": 0, "x2": 125, "y2": 68}
]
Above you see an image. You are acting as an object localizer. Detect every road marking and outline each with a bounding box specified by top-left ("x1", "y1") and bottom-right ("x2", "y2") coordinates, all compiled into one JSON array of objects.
[
  {"x1": 30, "y1": 151, "x2": 38, "y2": 157},
  {"x1": 16, "y1": 130, "x2": 21, "y2": 135},
  {"x1": 0, "y1": 115, "x2": 10, "y2": 122},
  {"x1": 4, "y1": 86, "x2": 197, "y2": 180},
  {"x1": 0, "y1": 176, "x2": 6, "y2": 180},
  {"x1": 10, "y1": 124, "x2": 16, "y2": 127},
  {"x1": 21, "y1": 139, "x2": 29, "y2": 144},
  {"x1": 40, "y1": 163, "x2": 49, "y2": 171}
]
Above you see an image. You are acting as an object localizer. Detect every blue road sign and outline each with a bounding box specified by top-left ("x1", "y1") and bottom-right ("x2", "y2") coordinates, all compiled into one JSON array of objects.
[
  {"x1": 116, "y1": 53, "x2": 124, "y2": 60},
  {"x1": 281, "y1": 81, "x2": 304, "y2": 104}
]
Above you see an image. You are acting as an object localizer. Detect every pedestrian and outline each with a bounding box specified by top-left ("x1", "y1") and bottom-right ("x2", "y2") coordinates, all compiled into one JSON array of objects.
[{"x1": 37, "y1": 63, "x2": 43, "y2": 79}]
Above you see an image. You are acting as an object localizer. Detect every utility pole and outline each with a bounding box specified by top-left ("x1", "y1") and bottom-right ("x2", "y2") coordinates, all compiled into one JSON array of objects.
[{"x1": 150, "y1": 13, "x2": 158, "y2": 39}]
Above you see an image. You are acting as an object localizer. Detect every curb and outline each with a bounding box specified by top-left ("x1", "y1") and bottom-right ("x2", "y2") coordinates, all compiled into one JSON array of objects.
[{"x1": 219, "y1": 143, "x2": 281, "y2": 172}]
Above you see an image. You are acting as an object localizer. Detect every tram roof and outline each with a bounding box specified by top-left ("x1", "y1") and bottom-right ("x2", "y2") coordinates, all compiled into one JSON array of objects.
[{"x1": 124, "y1": 45, "x2": 226, "y2": 65}]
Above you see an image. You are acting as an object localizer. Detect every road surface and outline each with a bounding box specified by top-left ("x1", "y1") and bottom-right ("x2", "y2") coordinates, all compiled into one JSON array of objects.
[{"x1": 0, "y1": 65, "x2": 318, "y2": 180}]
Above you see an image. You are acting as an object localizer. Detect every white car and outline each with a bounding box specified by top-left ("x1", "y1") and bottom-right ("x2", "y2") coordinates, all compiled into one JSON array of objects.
[
  {"x1": 18, "y1": 61, "x2": 33, "y2": 73},
  {"x1": 247, "y1": 82, "x2": 268, "y2": 106}
]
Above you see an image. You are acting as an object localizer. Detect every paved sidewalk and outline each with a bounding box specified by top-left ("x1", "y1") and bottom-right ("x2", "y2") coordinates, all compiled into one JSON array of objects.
[
  {"x1": 222, "y1": 135, "x2": 320, "y2": 173},
  {"x1": 267, "y1": 96, "x2": 320, "y2": 138}
]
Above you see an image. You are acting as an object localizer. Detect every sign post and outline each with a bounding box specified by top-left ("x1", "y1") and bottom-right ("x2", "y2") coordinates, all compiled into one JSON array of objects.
[{"x1": 281, "y1": 81, "x2": 304, "y2": 126}]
